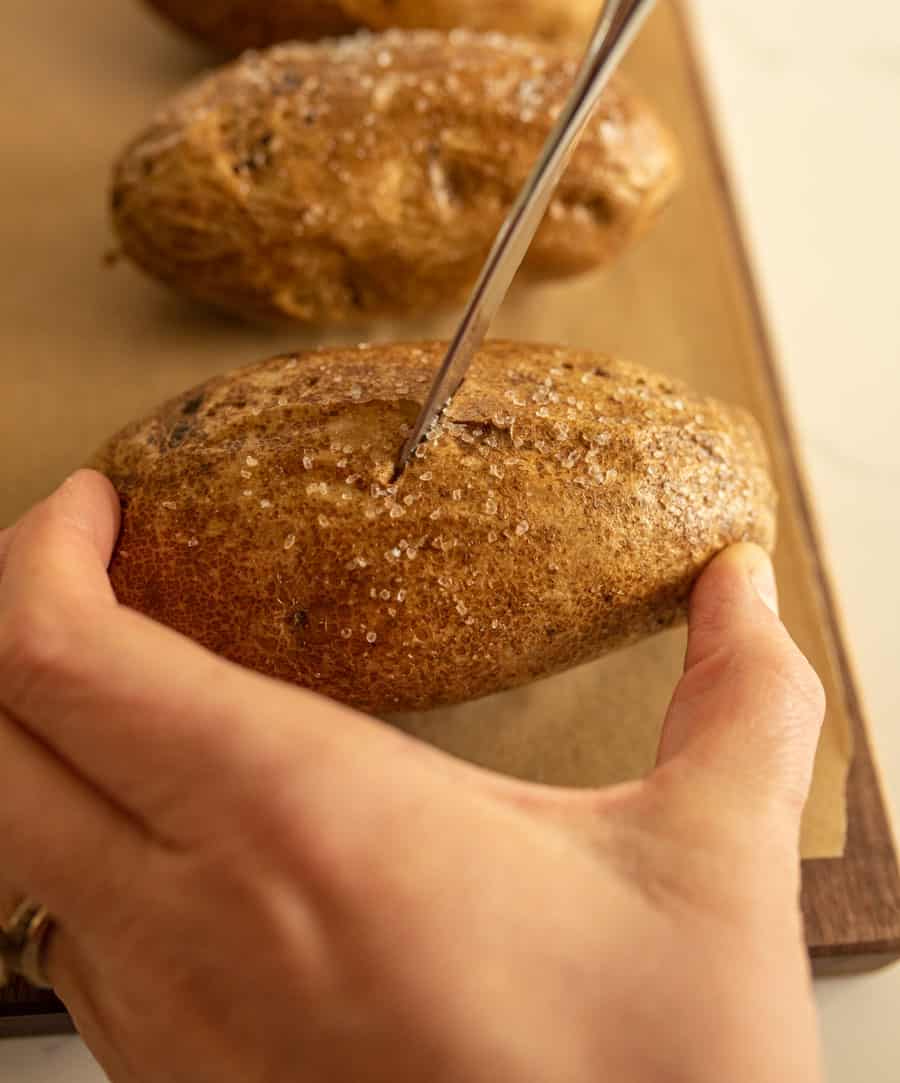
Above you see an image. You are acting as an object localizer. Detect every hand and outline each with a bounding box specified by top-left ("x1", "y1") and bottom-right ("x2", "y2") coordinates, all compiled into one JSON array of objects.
[{"x1": 0, "y1": 471, "x2": 825, "y2": 1083}]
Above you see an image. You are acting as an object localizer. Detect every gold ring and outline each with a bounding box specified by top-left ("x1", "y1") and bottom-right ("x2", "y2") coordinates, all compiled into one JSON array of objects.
[{"x1": 0, "y1": 899, "x2": 56, "y2": 989}]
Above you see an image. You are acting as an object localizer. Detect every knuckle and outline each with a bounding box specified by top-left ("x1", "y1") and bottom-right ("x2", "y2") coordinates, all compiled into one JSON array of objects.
[
  {"x1": 735, "y1": 637, "x2": 827, "y2": 814},
  {"x1": 0, "y1": 602, "x2": 76, "y2": 710},
  {"x1": 746, "y1": 634, "x2": 826, "y2": 722},
  {"x1": 673, "y1": 629, "x2": 827, "y2": 829},
  {"x1": 789, "y1": 654, "x2": 827, "y2": 721}
]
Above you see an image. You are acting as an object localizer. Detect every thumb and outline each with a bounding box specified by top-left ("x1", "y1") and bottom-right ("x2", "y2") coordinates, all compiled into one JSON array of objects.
[{"x1": 656, "y1": 544, "x2": 825, "y2": 836}]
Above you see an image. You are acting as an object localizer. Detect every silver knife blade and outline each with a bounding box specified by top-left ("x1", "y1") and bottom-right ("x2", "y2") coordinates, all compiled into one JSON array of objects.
[{"x1": 393, "y1": 0, "x2": 658, "y2": 478}]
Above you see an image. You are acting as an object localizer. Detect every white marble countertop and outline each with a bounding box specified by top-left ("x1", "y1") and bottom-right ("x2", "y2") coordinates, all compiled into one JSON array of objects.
[{"x1": 4, "y1": 1, "x2": 899, "y2": 1079}]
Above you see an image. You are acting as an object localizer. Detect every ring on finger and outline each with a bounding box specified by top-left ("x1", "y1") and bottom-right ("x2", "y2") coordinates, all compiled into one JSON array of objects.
[{"x1": 1, "y1": 899, "x2": 56, "y2": 989}]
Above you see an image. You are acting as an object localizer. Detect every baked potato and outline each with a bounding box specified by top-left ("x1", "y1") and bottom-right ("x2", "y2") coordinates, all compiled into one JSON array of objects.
[
  {"x1": 112, "y1": 31, "x2": 679, "y2": 325},
  {"x1": 91, "y1": 341, "x2": 776, "y2": 715}
]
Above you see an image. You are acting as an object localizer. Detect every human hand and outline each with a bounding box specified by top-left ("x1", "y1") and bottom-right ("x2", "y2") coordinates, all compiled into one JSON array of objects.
[{"x1": 0, "y1": 471, "x2": 825, "y2": 1083}]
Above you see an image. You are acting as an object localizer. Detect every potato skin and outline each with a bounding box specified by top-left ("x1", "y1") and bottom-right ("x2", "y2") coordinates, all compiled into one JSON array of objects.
[
  {"x1": 346, "y1": 0, "x2": 597, "y2": 41},
  {"x1": 91, "y1": 342, "x2": 776, "y2": 715},
  {"x1": 144, "y1": 0, "x2": 358, "y2": 51},
  {"x1": 143, "y1": 0, "x2": 597, "y2": 50},
  {"x1": 112, "y1": 30, "x2": 679, "y2": 326}
]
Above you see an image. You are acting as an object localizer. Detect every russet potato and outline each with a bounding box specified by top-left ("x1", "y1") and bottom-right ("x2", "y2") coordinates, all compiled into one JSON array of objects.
[
  {"x1": 91, "y1": 341, "x2": 776, "y2": 715},
  {"x1": 112, "y1": 30, "x2": 679, "y2": 325}
]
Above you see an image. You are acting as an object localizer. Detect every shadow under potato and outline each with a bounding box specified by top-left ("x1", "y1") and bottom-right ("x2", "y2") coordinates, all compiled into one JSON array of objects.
[{"x1": 390, "y1": 627, "x2": 684, "y2": 790}]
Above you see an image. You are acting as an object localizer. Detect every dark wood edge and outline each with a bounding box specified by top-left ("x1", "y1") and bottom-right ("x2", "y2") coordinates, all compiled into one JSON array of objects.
[
  {"x1": 671, "y1": 0, "x2": 900, "y2": 963},
  {"x1": 0, "y1": 1013, "x2": 74, "y2": 1039},
  {"x1": 0, "y1": 986, "x2": 69, "y2": 1036},
  {"x1": 813, "y1": 952, "x2": 900, "y2": 979}
]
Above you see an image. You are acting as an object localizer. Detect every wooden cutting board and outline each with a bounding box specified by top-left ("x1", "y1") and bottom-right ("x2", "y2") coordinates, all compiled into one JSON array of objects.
[{"x1": 1, "y1": 0, "x2": 898, "y2": 1034}]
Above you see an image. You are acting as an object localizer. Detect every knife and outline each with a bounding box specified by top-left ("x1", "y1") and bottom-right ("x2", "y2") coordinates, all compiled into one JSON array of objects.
[{"x1": 393, "y1": 0, "x2": 658, "y2": 480}]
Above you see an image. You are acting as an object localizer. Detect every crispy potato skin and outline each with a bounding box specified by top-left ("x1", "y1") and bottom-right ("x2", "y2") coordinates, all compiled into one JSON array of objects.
[
  {"x1": 346, "y1": 0, "x2": 599, "y2": 40},
  {"x1": 144, "y1": 0, "x2": 359, "y2": 51},
  {"x1": 111, "y1": 30, "x2": 680, "y2": 326},
  {"x1": 143, "y1": 0, "x2": 599, "y2": 50},
  {"x1": 91, "y1": 341, "x2": 777, "y2": 715}
]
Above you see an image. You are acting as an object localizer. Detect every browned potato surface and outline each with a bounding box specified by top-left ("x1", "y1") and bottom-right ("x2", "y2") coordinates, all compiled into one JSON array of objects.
[
  {"x1": 112, "y1": 31, "x2": 679, "y2": 326},
  {"x1": 91, "y1": 341, "x2": 776, "y2": 715},
  {"x1": 143, "y1": 0, "x2": 598, "y2": 51},
  {"x1": 346, "y1": 0, "x2": 598, "y2": 41}
]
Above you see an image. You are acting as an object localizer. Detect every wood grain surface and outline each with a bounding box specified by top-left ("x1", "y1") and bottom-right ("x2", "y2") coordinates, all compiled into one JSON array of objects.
[{"x1": 1, "y1": 0, "x2": 897, "y2": 1033}]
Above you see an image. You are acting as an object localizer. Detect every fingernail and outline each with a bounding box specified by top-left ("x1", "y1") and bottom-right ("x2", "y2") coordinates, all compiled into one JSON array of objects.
[{"x1": 748, "y1": 550, "x2": 780, "y2": 615}]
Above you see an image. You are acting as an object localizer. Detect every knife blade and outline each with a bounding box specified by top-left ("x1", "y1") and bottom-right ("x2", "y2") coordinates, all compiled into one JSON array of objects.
[{"x1": 393, "y1": 0, "x2": 658, "y2": 479}]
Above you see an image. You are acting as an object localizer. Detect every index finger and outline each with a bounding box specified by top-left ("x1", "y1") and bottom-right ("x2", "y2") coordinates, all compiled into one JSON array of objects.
[{"x1": 0, "y1": 470, "x2": 121, "y2": 613}]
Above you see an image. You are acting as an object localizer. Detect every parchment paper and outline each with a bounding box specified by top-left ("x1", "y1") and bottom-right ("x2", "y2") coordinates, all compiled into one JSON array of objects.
[{"x1": 0, "y1": 0, "x2": 850, "y2": 857}]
